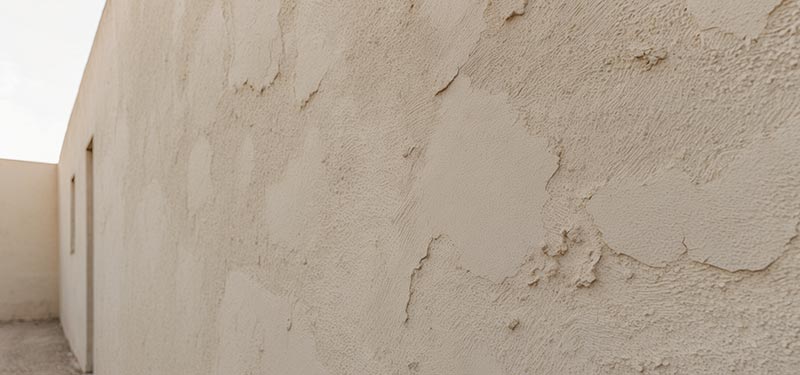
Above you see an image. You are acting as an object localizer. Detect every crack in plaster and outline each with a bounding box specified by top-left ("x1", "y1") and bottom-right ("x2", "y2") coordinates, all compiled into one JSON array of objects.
[{"x1": 404, "y1": 235, "x2": 440, "y2": 323}]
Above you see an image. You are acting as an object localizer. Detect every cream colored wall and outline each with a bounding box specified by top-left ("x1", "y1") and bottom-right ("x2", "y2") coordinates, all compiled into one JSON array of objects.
[
  {"x1": 58, "y1": 61, "x2": 98, "y2": 372},
  {"x1": 57, "y1": 138, "x2": 93, "y2": 372},
  {"x1": 0, "y1": 159, "x2": 58, "y2": 321},
  {"x1": 59, "y1": 0, "x2": 800, "y2": 374}
]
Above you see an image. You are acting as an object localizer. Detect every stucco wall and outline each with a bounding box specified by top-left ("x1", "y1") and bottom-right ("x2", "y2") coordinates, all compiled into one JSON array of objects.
[
  {"x1": 0, "y1": 159, "x2": 58, "y2": 321},
  {"x1": 58, "y1": 61, "x2": 97, "y2": 371},
  {"x1": 60, "y1": 0, "x2": 800, "y2": 373}
]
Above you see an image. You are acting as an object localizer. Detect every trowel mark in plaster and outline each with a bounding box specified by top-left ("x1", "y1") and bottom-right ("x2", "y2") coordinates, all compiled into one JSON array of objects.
[
  {"x1": 226, "y1": 0, "x2": 283, "y2": 89},
  {"x1": 216, "y1": 271, "x2": 329, "y2": 375},
  {"x1": 590, "y1": 122, "x2": 800, "y2": 272},
  {"x1": 415, "y1": 75, "x2": 558, "y2": 282},
  {"x1": 686, "y1": 0, "x2": 783, "y2": 39}
]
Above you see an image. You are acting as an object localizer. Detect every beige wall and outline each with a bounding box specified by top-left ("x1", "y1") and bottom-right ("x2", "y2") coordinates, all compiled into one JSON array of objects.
[
  {"x1": 59, "y1": 0, "x2": 800, "y2": 373},
  {"x1": 0, "y1": 159, "x2": 58, "y2": 321},
  {"x1": 58, "y1": 65, "x2": 97, "y2": 372}
]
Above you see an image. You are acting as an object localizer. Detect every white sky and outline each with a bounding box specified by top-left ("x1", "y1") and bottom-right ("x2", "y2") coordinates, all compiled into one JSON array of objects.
[{"x1": 0, "y1": 1, "x2": 105, "y2": 164}]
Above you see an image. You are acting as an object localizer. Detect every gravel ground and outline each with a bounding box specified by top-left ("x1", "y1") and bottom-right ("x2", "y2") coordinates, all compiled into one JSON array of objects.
[{"x1": 0, "y1": 320, "x2": 81, "y2": 375}]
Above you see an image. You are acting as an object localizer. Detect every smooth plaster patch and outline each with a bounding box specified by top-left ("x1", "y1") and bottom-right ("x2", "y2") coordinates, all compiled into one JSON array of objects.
[
  {"x1": 417, "y1": 76, "x2": 558, "y2": 282},
  {"x1": 216, "y1": 271, "x2": 328, "y2": 375},
  {"x1": 227, "y1": 0, "x2": 282, "y2": 88},
  {"x1": 294, "y1": 0, "x2": 341, "y2": 105},
  {"x1": 590, "y1": 123, "x2": 800, "y2": 271},
  {"x1": 419, "y1": 0, "x2": 487, "y2": 93},
  {"x1": 686, "y1": 0, "x2": 782, "y2": 39}
]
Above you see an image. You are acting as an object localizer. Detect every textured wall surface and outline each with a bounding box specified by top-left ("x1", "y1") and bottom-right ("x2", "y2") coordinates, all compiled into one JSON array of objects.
[
  {"x1": 59, "y1": 0, "x2": 800, "y2": 373},
  {"x1": 0, "y1": 159, "x2": 58, "y2": 321}
]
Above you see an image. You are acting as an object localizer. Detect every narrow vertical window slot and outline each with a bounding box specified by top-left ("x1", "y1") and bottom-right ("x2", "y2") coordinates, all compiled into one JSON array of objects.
[{"x1": 70, "y1": 175, "x2": 76, "y2": 254}]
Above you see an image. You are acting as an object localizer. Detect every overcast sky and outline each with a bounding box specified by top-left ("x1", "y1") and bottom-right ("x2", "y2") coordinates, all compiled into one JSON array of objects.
[{"x1": 0, "y1": 1, "x2": 105, "y2": 164}]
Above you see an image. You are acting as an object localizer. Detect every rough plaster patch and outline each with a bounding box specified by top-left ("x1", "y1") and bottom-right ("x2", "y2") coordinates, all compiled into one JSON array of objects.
[
  {"x1": 227, "y1": 0, "x2": 283, "y2": 88},
  {"x1": 575, "y1": 247, "x2": 602, "y2": 288},
  {"x1": 419, "y1": 0, "x2": 487, "y2": 93},
  {"x1": 134, "y1": 181, "x2": 167, "y2": 267},
  {"x1": 294, "y1": 0, "x2": 341, "y2": 105},
  {"x1": 61, "y1": 0, "x2": 800, "y2": 373},
  {"x1": 175, "y1": 253, "x2": 203, "y2": 317},
  {"x1": 590, "y1": 123, "x2": 800, "y2": 271},
  {"x1": 418, "y1": 76, "x2": 558, "y2": 282},
  {"x1": 188, "y1": 2, "x2": 227, "y2": 87},
  {"x1": 184, "y1": 1, "x2": 228, "y2": 122},
  {"x1": 216, "y1": 271, "x2": 328, "y2": 375},
  {"x1": 187, "y1": 136, "x2": 213, "y2": 211},
  {"x1": 265, "y1": 127, "x2": 323, "y2": 247},
  {"x1": 686, "y1": 0, "x2": 782, "y2": 39},
  {"x1": 456, "y1": 344, "x2": 505, "y2": 375}
]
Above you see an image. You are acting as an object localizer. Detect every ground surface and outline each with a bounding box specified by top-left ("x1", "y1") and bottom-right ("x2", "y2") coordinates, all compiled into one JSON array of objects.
[{"x1": 0, "y1": 321, "x2": 81, "y2": 375}]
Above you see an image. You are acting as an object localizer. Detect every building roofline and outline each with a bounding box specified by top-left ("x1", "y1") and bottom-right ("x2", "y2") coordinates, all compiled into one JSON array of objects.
[{"x1": 58, "y1": 0, "x2": 110, "y2": 165}]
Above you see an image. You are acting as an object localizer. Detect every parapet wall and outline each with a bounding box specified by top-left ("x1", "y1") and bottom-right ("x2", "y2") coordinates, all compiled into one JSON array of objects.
[{"x1": 0, "y1": 159, "x2": 59, "y2": 321}]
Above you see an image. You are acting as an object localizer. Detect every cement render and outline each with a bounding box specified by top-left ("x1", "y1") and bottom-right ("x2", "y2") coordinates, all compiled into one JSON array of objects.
[
  {"x1": 0, "y1": 159, "x2": 58, "y2": 322},
  {"x1": 56, "y1": 0, "x2": 800, "y2": 373}
]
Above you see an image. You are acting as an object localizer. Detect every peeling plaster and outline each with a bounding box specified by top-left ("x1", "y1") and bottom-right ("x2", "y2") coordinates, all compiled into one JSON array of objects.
[
  {"x1": 590, "y1": 122, "x2": 800, "y2": 271},
  {"x1": 56, "y1": 0, "x2": 800, "y2": 373},
  {"x1": 404, "y1": 235, "x2": 439, "y2": 323}
]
